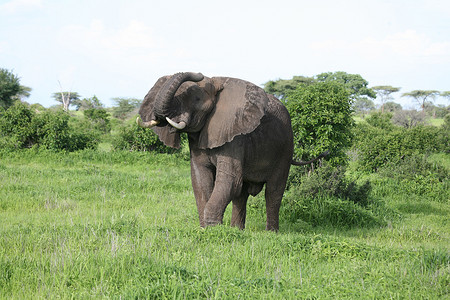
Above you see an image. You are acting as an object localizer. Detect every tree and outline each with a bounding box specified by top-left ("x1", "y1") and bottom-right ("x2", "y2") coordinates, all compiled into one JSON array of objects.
[
  {"x1": 72, "y1": 95, "x2": 103, "y2": 111},
  {"x1": 0, "y1": 68, "x2": 22, "y2": 109},
  {"x1": 286, "y1": 81, "x2": 354, "y2": 167},
  {"x1": 263, "y1": 76, "x2": 316, "y2": 101},
  {"x1": 353, "y1": 98, "x2": 375, "y2": 117},
  {"x1": 52, "y1": 91, "x2": 81, "y2": 111},
  {"x1": 316, "y1": 71, "x2": 376, "y2": 100},
  {"x1": 372, "y1": 86, "x2": 401, "y2": 113},
  {"x1": 384, "y1": 101, "x2": 402, "y2": 113},
  {"x1": 111, "y1": 97, "x2": 142, "y2": 119},
  {"x1": 401, "y1": 90, "x2": 440, "y2": 112}
]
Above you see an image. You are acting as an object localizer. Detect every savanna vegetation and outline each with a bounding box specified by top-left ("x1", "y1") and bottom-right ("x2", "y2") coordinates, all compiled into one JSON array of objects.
[{"x1": 0, "y1": 68, "x2": 449, "y2": 298}]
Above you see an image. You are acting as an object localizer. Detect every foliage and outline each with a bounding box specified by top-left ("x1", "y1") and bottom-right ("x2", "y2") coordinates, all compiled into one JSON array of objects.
[
  {"x1": 52, "y1": 91, "x2": 81, "y2": 111},
  {"x1": 316, "y1": 71, "x2": 376, "y2": 100},
  {"x1": 353, "y1": 119, "x2": 447, "y2": 171},
  {"x1": 111, "y1": 97, "x2": 142, "y2": 120},
  {"x1": 286, "y1": 81, "x2": 354, "y2": 167},
  {"x1": 372, "y1": 86, "x2": 401, "y2": 112},
  {"x1": 112, "y1": 120, "x2": 178, "y2": 153},
  {"x1": 401, "y1": 90, "x2": 440, "y2": 111},
  {"x1": 392, "y1": 109, "x2": 427, "y2": 128},
  {"x1": 364, "y1": 112, "x2": 394, "y2": 130},
  {"x1": 0, "y1": 103, "x2": 97, "y2": 151},
  {"x1": 352, "y1": 98, "x2": 375, "y2": 116},
  {"x1": 288, "y1": 163, "x2": 372, "y2": 207},
  {"x1": 263, "y1": 76, "x2": 315, "y2": 100},
  {"x1": 425, "y1": 103, "x2": 449, "y2": 118},
  {"x1": 83, "y1": 108, "x2": 111, "y2": 133},
  {"x1": 0, "y1": 68, "x2": 21, "y2": 109},
  {"x1": 384, "y1": 101, "x2": 402, "y2": 112},
  {"x1": 73, "y1": 95, "x2": 103, "y2": 111}
]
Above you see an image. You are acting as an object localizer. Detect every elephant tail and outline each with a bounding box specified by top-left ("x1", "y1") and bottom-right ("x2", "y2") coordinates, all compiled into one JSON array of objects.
[{"x1": 291, "y1": 150, "x2": 330, "y2": 166}]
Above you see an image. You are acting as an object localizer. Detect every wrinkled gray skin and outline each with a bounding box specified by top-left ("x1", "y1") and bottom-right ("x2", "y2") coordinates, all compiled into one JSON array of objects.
[{"x1": 138, "y1": 72, "x2": 294, "y2": 231}]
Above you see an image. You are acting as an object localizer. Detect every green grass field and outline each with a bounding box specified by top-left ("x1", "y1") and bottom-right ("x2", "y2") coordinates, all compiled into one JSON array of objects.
[{"x1": 1, "y1": 150, "x2": 448, "y2": 299}]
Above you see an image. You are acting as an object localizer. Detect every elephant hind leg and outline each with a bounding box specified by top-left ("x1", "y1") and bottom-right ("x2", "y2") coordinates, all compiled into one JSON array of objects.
[
  {"x1": 265, "y1": 177, "x2": 288, "y2": 231},
  {"x1": 231, "y1": 187, "x2": 250, "y2": 230}
]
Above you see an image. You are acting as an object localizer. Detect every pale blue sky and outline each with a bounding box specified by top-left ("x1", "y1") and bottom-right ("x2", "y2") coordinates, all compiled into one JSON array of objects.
[{"x1": 1, "y1": 0, "x2": 449, "y2": 108}]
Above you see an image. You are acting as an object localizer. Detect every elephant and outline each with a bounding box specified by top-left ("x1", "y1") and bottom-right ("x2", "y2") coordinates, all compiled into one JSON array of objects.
[{"x1": 137, "y1": 72, "x2": 326, "y2": 231}]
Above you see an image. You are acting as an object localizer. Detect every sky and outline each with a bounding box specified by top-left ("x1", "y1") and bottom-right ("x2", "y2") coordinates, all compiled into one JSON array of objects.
[{"x1": 1, "y1": 0, "x2": 449, "y2": 108}]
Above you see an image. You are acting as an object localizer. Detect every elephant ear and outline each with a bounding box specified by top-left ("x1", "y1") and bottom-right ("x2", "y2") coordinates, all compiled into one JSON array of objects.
[
  {"x1": 198, "y1": 78, "x2": 268, "y2": 149},
  {"x1": 139, "y1": 76, "x2": 181, "y2": 149}
]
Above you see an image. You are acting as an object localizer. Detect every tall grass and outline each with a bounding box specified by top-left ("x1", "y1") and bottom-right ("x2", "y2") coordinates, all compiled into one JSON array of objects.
[{"x1": 1, "y1": 150, "x2": 448, "y2": 298}]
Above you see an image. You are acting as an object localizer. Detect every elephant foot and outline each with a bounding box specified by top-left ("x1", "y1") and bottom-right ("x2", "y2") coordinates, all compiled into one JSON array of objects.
[
  {"x1": 204, "y1": 219, "x2": 222, "y2": 227},
  {"x1": 203, "y1": 206, "x2": 225, "y2": 227}
]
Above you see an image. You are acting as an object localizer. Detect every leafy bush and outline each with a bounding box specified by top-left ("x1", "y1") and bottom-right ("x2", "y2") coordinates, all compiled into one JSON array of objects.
[
  {"x1": 83, "y1": 108, "x2": 111, "y2": 133},
  {"x1": 365, "y1": 112, "x2": 394, "y2": 130},
  {"x1": 286, "y1": 81, "x2": 354, "y2": 167},
  {"x1": 283, "y1": 163, "x2": 384, "y2": 228},
  {"x1": 374, "y1": 155, "x2": 449, "y2": 203},
  {"x1": 353, "y1": 121, "x2": 447, "y2": 171},
  {"x1": 112, "y1": 120, "x2": 179, "y2": 153},
  {"x1": 288, "y1": 163, "x2": 372, "y2": 206},
  {"x1": 0, "y1": 103, "x2": 97, "y2": 151}
]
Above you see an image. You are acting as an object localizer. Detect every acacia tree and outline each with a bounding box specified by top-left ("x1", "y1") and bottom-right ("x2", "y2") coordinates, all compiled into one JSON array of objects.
[
  {"x1": 401, "y1": 90, "x2": 440, "y2": 112},
  {"x1": 441, "y1": 91, "x2": 450, "y2": 102},
  {"x1": 263, "y1": 76, "x2": 315, "y2": 101},
  {"x1": 72, "y1": 95, "x2": 103, "y2": 111},
  {"x1": 372, "y1": 86, "x2": 401, "y2": 113},
  {"x1": 316, "y1": 71, "x2": 376, "y2": 101},
  {"x1": 111, "y1": 97, "x2": 142, "y2": 119},
  {"x1": 52, "y1": 91, "x2": 81, "y2": 111}
]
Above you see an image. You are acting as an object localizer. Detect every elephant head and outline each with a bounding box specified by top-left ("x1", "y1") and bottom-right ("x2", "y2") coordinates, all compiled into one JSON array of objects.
[{"x1": 138, "y1": 72, "x2": 268, "y2": 149}]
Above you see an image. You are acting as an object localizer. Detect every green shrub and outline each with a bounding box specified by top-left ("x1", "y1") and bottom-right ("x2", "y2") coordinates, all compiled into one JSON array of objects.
[
  {"x1": 112, "y1": 121, "x2": 179, "y2": 153},
  {"x1": 0, "y1": 103, "x2": 36, "y2": 148},
  {"x1": 375, "y1": 155, "x2": 449, "y2": 203},
  {"x1": 288, "y1": 163, "x2": 372, "y2": 206},
  {"x1": 365, "y1": 112, "x2": 394, "y2": 130},
  {"x1": 83, "y1": 108, "x2": 111, "y2": 133},
  {"x1": 284, "y1": 163, "x2": 384, "y2": 228},
  {"x1": 286, "y1": 81, "x2": 354, "y2": 167},
  {"x1": 353, "y1": 122, "x2": 447, "y2": 171},
  {"x1": 0, "y1": 103, "x2": 97, "y2": 151}
]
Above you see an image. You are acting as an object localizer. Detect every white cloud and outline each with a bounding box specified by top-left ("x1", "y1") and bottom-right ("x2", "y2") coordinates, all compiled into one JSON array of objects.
[{"x1": 0, "y1": 0, "x2": 42, "y2": 14}]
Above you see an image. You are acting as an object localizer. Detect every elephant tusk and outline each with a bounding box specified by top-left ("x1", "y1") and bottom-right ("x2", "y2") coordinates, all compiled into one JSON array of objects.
[
  {"x1": 166, "y1": 117, "x2": 186, "y2": 130},
  {"x1": 136, "y1": 117, "x2": 159, "y2": 128}
]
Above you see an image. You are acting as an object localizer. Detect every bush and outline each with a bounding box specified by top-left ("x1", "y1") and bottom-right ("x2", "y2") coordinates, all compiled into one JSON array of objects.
[
  {"x1": 353, "y1": 121, "x2": 447, "y2": 171},
  {"x1": 375, "y1": 155, "x2": 449, "y2": 203},
  {"x1": 112, "y1": 120, "x2": 179, "y2": 153},
  {"x1": 286, "y1": 81, "x2": 354, "y2": 167},
  {"x1": 0, "y1": 103, "x2": 97, "y2": 151},
  {"x1": 83, "y1": 108, "x2": 111, "y2": 133},
  {"x1": 365, "y1": 112, "x2": 394, "y2": 130},
  {"x1": 288, "y1": 163, "x2": 371, "y2": 206},
  {"x1": 283, "y1": 163, "x2": 384, "y2": 228}
]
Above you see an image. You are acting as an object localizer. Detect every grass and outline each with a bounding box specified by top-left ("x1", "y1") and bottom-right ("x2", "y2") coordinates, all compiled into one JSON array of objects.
[{"x1": 0, "y1": 150, "x2": 449, "y2": 299}]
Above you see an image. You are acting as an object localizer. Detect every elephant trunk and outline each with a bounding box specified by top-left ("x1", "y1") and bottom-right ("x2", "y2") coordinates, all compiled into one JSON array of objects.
[{"x1": 153, "y1": 72, "x2": 204, "y2": 119}]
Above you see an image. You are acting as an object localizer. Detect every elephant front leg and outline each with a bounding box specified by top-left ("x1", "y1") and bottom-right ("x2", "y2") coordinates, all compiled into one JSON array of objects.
[
  {"x1": 203, "y1": 164, "x2": 243, "y2": 227},
  {"x1": 190, "y1": 162, "x2": 215, "y2": 227}
]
